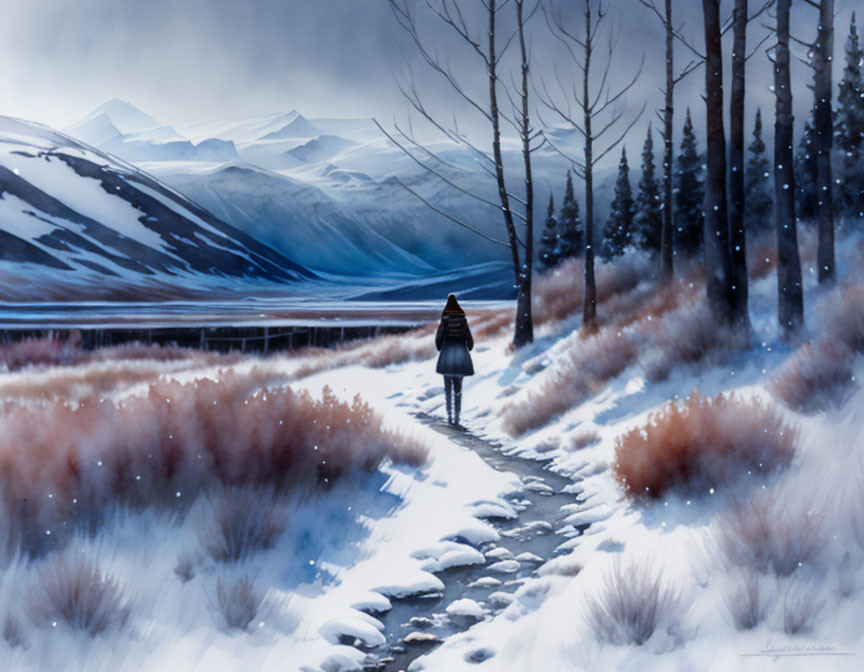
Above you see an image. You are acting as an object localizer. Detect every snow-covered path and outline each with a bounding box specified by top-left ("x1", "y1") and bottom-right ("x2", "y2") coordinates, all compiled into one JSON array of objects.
[{"x1": 362, "y1": 412, "x2": 586, "y2": 672}]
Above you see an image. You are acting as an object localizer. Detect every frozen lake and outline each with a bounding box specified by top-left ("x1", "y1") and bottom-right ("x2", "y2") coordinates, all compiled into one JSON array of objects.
[{"x1": 0, "y1": 299, "x2": 512, "y2": 330}]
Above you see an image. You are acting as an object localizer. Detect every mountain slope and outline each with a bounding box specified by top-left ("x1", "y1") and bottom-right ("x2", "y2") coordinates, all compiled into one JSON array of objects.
[{"x1": 0, "y1": 115, "x2": 315, "y2": 298}]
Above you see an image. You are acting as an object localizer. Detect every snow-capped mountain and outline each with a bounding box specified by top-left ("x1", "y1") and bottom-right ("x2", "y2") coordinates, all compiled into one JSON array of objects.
[
  {"x1": 63, "y1": 100, "x2": 609, "y2": 287},
  {"x1": 0, "y1": 114, "x2": 315, "y2": 299}
]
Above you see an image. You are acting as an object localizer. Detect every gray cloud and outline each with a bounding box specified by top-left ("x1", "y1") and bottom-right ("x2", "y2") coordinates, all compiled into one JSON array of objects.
[{"x1": 0, "y1": 0, "x2": 858, "y2": 173}]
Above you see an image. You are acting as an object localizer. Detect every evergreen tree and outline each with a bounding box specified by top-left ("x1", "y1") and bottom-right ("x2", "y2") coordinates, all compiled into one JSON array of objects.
[
  {"x1": 557, "y1": 171, "x2": 583, "y2": 260},
  {"x1": 538, "y1": 194, "x2": 560, "y2": 272},
  {"x1": 603, "y1": 147, "x2": 635, "y2": 259},
  {"x1": 745, "y1": 108, "x2": 773, "y2": 231},
  {"x1": 836, "y1": 12, "x2": 864, "y2": 220},
  {"x1": 795, "y1": 118, "x2": 819, "y2": 223},
  {"x1": 634, "y1": 124, "x2": 663, "y2": 253},
  {"x1": 673, "y1": 109, "x2": 704, "y2": 256}
]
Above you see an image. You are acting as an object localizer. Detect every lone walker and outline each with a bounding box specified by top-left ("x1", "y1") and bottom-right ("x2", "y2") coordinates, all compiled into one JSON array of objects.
[{"x1": 435, "y1": 294, "x2": 474, "y2": 425}]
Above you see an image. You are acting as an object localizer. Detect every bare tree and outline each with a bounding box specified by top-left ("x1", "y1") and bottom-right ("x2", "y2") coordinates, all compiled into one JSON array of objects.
[
  {"x1": 807, "y1": 0, "x2": 836, "y2": 285},
  {"x1": 702, "y1": 0, "x2": 736, "y2": 324},
  {"x1": 637, "y1": 0, "x2": 701, "y2": 280},
  {"x1": 770, "y1": 0, "x2": 804, "y2": 334},
  {"x1": 384, "y1": 0, "x2": 542, "y2": 348},
  {"x1": 729, "y1": 1, "x2": 775, "y2": 325},
  {"x1": 539, "y1": 0, "x2": 644, "y2": 332}
]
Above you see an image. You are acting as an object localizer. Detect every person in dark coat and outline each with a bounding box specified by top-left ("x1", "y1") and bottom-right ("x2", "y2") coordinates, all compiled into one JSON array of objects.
[{"x1": 435, "y1": 293, "x2": 474, "y2": 425}]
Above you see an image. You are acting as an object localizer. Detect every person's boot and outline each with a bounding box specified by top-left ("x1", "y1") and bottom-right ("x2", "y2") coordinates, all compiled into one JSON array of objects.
[
  {"x1": 445, "y1": 383, "x2": 453, "y2": 424},
  {"x1": 454, "y1": 388, "x2": 462, "y2": 427}
]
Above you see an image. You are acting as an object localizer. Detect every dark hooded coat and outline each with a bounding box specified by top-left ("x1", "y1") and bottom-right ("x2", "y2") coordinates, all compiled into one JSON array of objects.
[{"x1": 435, "y1": 295, "x2": 474, "y2": 376}]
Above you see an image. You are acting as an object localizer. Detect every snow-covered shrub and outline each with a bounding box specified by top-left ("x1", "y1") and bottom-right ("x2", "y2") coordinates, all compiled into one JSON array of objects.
[
  {"x1": 503, "y1": 330, "x2": 638, "y2": 436},
  {"x1": 638, "y1": 301, "x2": 750, "y2": 383},
  {"x1": 613, "y1": 392, "x2": 796, "y2": 500},
  {"x1": 214, "y1": 576, "x2": 264, "y2": 632},
  {"x1": 821, "y1": 285, "x2": 864, "y2": 354},
  {"x1": 200, "y1": 486, "x2": 290, "y2": 563},
  {"x1": 0, "y1": 371, "x2": 426, "y2": 554},
  {"x1": 724, "y1": 571, "x2": 769, "y2": 631},
  {"x1": 783, "y1": 580, "x2": 824, "y2": 635},
  {"x1": 175, "y1": 550, "x2": 200, "y2": 583},
  {"x1": 27, "y1": 556, "x2": 131, "y2": 636},
  {"x1": 3, "y1": 615, "x2": 27, "y2": 649},
  {"x1": 713, "y1": 496, "x2": 825, "y2": 577},
  {"x1": 584, "y1": 559, "x2": 680, "y2": 646},
  {"x1": 769, "y1": 340, "x2": 857, "y2": 413}
]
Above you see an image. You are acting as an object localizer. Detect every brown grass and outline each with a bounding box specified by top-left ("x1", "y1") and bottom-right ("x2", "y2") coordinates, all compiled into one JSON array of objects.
[
  {"x1": 0, "y1": 332, "x2": 237, "y2": 375},
  {"x1": 0, "y1": 370, "x2": 426, "y2": 554},
  {"x1": 613, "y1": 392, "x2": 797, "y2": 500},
  {"x1": 783, "y1": 581, "x2": 824, "y2": 635},
  {"x1": 290, "y1": 324, "x2": 438, "y2": 379},
  {"x1": 769, "y1": 340, "x2": 857, "y2": 413},
  {"x1": 585, "y1": 559, "x2": 680, "y2": 646},
  {"x1": 638, "y1": 301, "x2": 750, "y2": 383},
  {"x1": 200, "y1": 486, "x2": 290, "y2": 563},
  {"x1": 724, "y1": 571, "x2": 768, "y2": 631},
  {"x1": 214, "y1": 576, "x2": 264, "y2": 632},
  {"x1": 503, "y1": 330, "x2": 639, "y2": 436},
  {"x1": 27, "y1": 556, "x2": 131, "y2": 636},
  {"x1": 770, "y1": 282, "x2": 864, "y2": 413}
]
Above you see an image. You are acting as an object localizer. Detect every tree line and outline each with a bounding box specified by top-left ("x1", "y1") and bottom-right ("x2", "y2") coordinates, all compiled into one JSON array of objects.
[{"x1": 387, "y1": 0, "x2": 864, "y2": 347}]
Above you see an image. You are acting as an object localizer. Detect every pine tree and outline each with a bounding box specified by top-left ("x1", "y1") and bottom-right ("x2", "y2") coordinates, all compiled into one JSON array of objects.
[
  {"x1": 603, "y1": 147, "x2": 635, "y2": 259},
  {"x1": 745, "y1": 108, "x2": 773, "y2": 231},
  {"x1": 538, "y1": 194, "x2": 560, "y2": 272},
  {"x1": 557, "y1": 171, "x2": 583, "y2": 260},
  {"x1": 836, "y1": 12, "x2": 864, "y2": 220},
  {"x1": 795, "y1": 118, "x2": 819, "y2": 223},
  {"x1": 673, "y1": 109, "x2": 704, "y2": 256},
  {"x1": 634, "y1": 124, "x2": 663, "y2": 253}
]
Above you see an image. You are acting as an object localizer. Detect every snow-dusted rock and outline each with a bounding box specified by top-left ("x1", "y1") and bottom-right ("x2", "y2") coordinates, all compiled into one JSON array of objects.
[
  {"x1": 319, "y1": 615, "x2": 386, "y2": 648},
  {"x1": 487, "y1": 560, "x2": 521, "y2": 574},
  {"x1": 445, "y1": 598, "x2": 486, "y2": 619}
]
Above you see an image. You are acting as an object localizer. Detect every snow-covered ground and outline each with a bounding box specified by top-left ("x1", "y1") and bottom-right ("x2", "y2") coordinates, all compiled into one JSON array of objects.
[{"x1": 1, "y1": 237, "x2": 863, "y2": 672}]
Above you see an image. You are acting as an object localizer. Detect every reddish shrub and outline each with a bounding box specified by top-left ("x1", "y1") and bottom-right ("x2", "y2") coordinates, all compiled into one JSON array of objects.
[
  {"x1": 613, "y1": 392, "x2": 797, "y2": 500},
  {"x1": 0, "y1": 370, "x2": 426, "y2": 554}
]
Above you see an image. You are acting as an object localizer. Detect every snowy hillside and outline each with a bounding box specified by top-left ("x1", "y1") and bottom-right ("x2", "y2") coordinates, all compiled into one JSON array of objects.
[
  {"x1": 0, "y1": 114, "x2": 315, "y2": 300},
  {"x1": 63, "y1": 101, "x2": 608, "y2": 283}
]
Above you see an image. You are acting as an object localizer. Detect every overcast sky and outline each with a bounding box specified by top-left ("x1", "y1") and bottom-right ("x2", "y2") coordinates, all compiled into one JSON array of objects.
[{"x1": 0, "y1": 0, "x2": 858, "y2": 161}]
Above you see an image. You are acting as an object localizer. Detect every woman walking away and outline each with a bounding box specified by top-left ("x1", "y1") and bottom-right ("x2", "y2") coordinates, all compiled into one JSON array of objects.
[{"x1": 435, "y1": 293, "x2": 474, "y2": 425}]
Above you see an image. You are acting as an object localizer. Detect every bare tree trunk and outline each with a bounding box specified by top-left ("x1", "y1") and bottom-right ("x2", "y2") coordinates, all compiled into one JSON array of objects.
[
  {"x1": 660, "y1": 0, "x2": 675, "y2": 280},
  {"x1": 729, "y1": 0, "x2": 749, "y2": 324},
  {"x1": 773, "y1": 0, "x2": 804, "y2": 335},
  {"x1": 814, "y1": 0, "x2": 836, "y2": 285},
  {"x1": 702, "y1": 0, "x2": 735, "y2": 324},
  {"x1": 486, "y1": 0, "x2": 530, "y2": 347},
  {"x1": 583, "y1": 3, "x2": 597, "y2": 331},
  {"x1": 514, "y1": 0, "x2": 534, "y2": 347}
]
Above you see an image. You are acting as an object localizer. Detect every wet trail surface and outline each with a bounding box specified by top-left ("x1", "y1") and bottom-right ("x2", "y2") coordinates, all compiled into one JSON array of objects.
[{"x1": 359, "y1": 412, "x2": 585, "y2": 672}]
